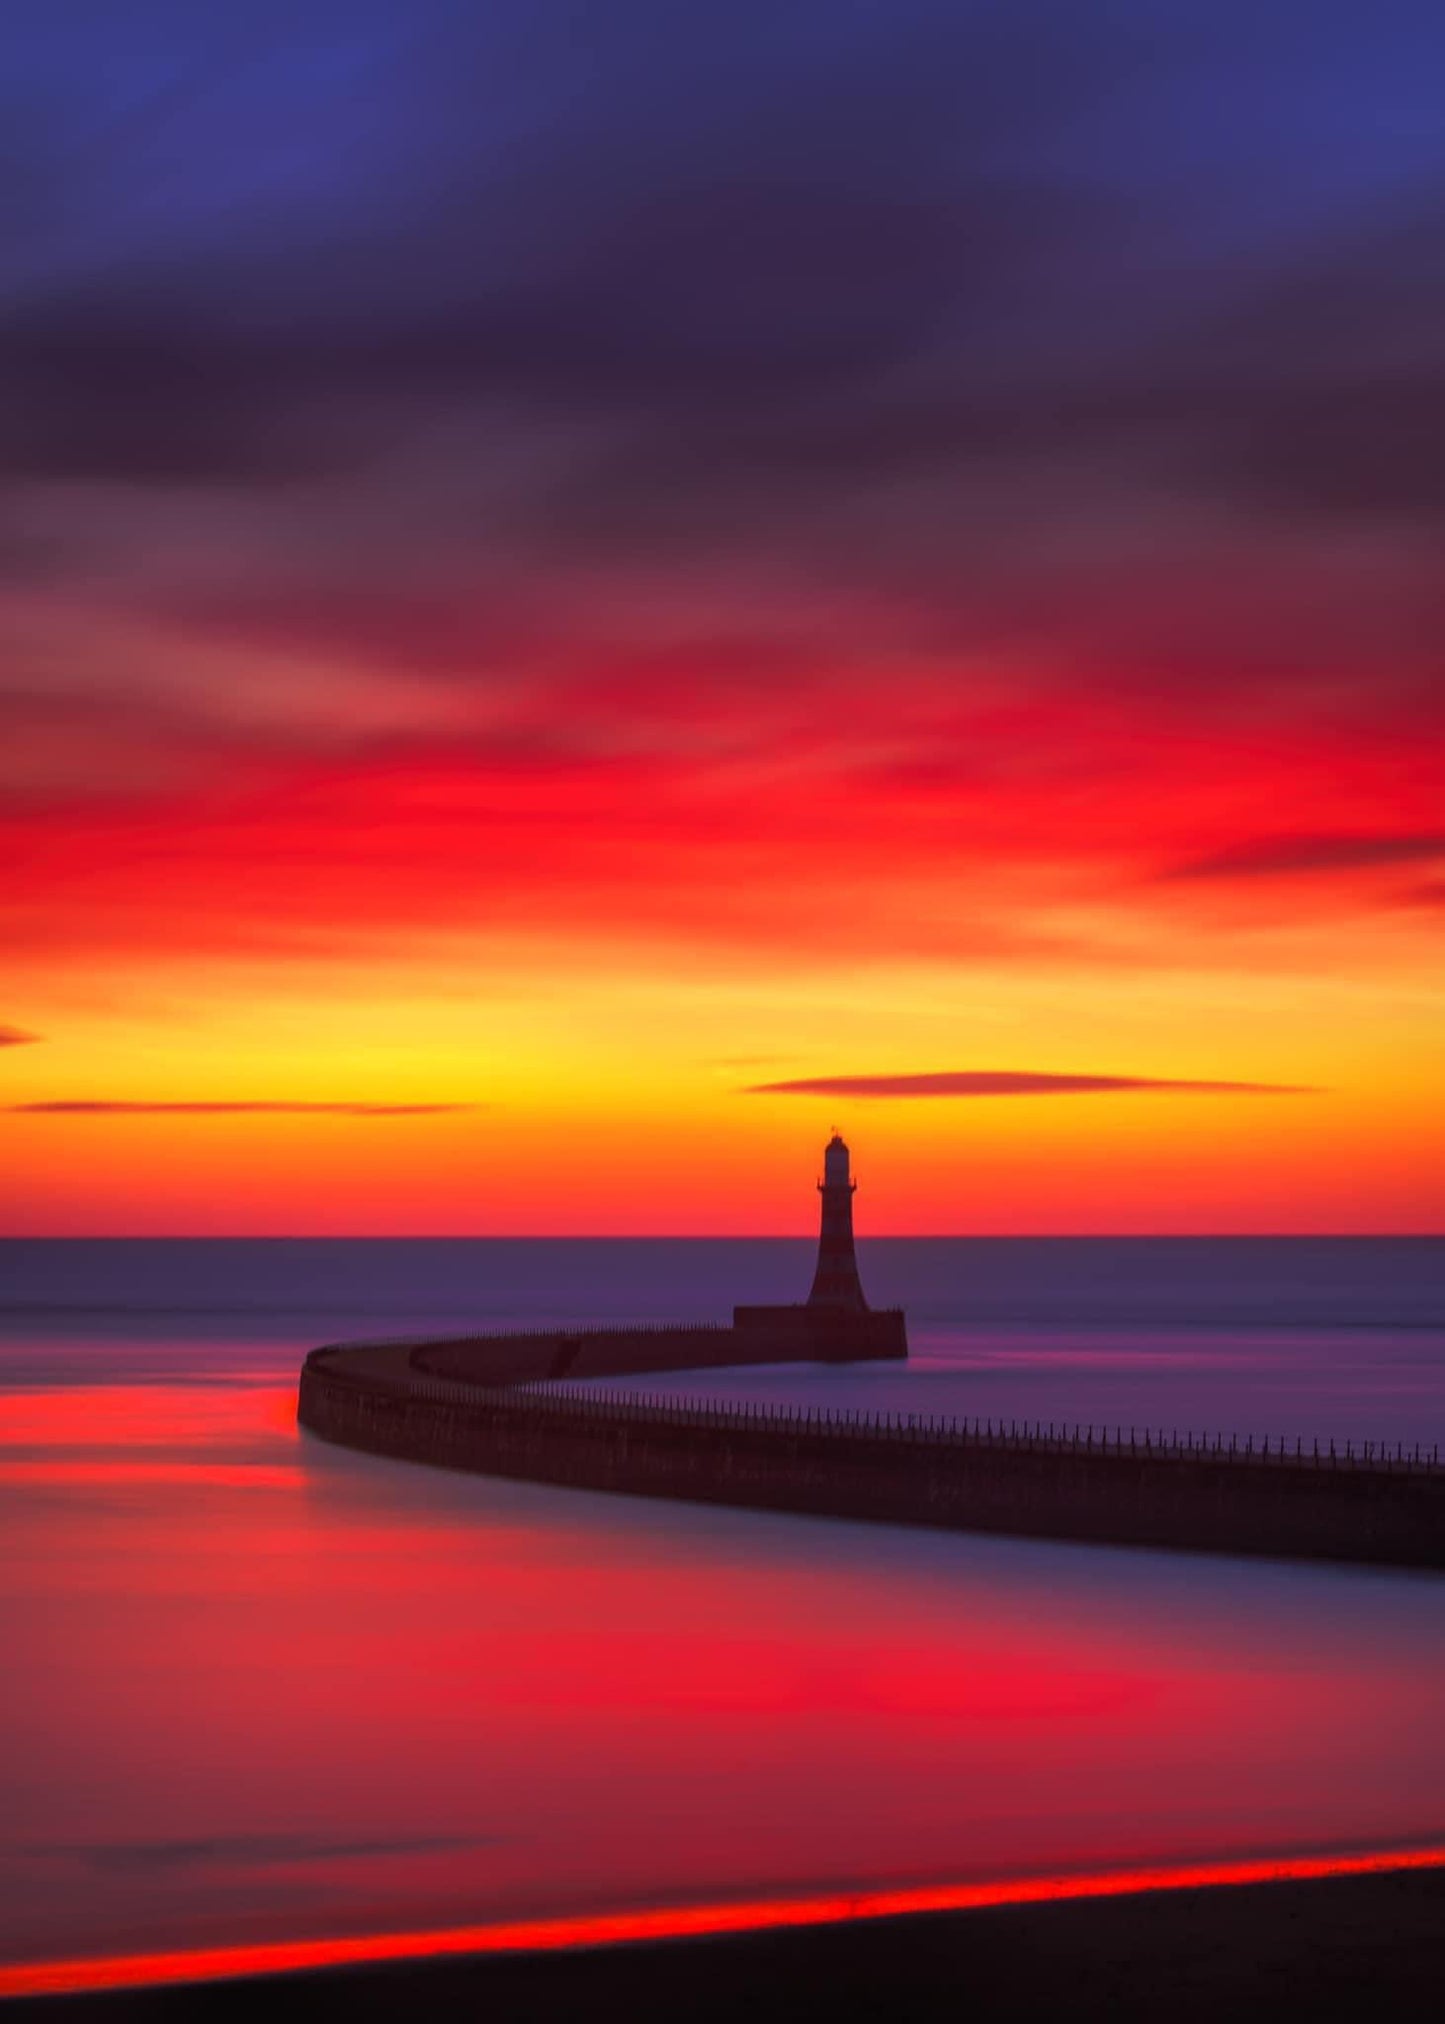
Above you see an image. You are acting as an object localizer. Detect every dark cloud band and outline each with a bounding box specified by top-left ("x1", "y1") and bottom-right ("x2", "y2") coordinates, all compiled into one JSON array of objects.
[
  {"x1": 8, "y1": 1100, "x2": 476, "y2": 1117},
  {"x1": 1162, "y1": 833, "x2": 1445, "y2": 882},
  {"x1": 746, "y1": 1073, "x2": 1316, "y2": 1098}
]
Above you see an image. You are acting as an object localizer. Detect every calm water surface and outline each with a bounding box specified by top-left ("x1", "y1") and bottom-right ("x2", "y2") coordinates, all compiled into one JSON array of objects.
[{"x1": 2, "y1": 1239, "x2": 1444, "y2": 1971}]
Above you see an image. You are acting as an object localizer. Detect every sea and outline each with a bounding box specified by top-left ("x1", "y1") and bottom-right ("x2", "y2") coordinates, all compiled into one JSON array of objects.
[{"x1": 3, "y1": 1237, "x2": 1444, "y2": 1979}]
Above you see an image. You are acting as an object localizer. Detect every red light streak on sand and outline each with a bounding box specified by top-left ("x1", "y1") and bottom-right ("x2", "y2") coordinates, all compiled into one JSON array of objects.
[{"x1": 5, "y1": 1845, "x2": 1443, "y2": 1999}]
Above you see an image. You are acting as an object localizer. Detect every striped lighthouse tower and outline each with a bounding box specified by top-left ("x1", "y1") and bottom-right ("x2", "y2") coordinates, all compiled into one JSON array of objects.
[{"x1": 808, "y1": 1132, "x2": 869, "y2": 1311}]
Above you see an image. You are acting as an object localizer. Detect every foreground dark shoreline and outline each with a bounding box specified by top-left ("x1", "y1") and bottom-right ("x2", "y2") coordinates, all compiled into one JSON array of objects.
[{"x1": 14, "y1": 1867, "x2": 1445, "y2": 2021}]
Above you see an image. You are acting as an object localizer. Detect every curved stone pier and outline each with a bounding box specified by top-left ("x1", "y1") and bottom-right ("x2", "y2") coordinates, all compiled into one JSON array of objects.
[{"x1": 298, "y1": 1334, "x2": 1445, "y2": 1570}]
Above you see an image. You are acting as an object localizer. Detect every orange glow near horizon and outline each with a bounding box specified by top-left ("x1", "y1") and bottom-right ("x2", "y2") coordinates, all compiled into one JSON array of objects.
[
  {"x1": 4, "y1": 634, "x2": 1443, "y2": 1234},
  {"x1": 5, "y1": 1843, "x2": 1444, "y2": 2000},
  {"x1": 1, "y1": 1021, "x2": 1439, "y2": 1235}
]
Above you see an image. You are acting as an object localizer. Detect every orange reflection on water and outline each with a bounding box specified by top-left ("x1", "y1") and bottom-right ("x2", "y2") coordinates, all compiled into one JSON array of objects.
[{"x1": 4, "y1": 1843, "x2": 1444, "y2": 1999}]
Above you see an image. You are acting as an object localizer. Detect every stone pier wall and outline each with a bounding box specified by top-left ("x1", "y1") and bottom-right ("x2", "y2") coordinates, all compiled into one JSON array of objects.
[{"x1": 298, "y1": 1343, "x2": 1445, "y2": 1570}]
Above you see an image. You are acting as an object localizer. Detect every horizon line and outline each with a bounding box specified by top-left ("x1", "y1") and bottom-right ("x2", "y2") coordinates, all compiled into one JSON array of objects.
[{"x1": 2, "y1": 1230, "x2": 1442, "y2": 1243}]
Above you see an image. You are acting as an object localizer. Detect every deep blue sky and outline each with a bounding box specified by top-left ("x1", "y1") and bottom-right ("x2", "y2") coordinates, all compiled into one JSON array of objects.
[{"x1": 6, "y1": 0, "x2": 1442, "y2": 526}]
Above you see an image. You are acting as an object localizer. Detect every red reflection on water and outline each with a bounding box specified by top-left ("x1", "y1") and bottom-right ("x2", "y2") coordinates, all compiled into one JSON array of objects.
[
  {"x1": 0, "y1": 1383, "x2": 281, "y2": 1449},
  {"x1": 7, "y1": 1373, "x2": 1445, "y2": 1983},
  {"x1": 5, "y1": 1844, "x2": 1444, "y2": 1999}
]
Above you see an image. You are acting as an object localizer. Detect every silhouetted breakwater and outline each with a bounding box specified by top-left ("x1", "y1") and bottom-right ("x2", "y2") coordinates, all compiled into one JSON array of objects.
[{"x1": 298, "y1": 1336, "x2": 1445, "y2": 1569}]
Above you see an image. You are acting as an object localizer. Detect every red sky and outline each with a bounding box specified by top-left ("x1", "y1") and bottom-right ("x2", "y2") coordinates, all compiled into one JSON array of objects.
[{"x1": 6, "y1": 639, "x2": 1441, "y2": 1231}]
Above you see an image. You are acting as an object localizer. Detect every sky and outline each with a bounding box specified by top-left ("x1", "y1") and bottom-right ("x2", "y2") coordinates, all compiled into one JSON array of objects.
[{"x1": 3, "y1": 0, "x2": 1443, "y2": 1234}]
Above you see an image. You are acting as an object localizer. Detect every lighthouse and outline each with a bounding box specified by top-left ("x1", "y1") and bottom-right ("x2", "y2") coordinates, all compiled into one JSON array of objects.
[
  {"x1": 731, "y1": 1136, "x2": 905, "y2": 1356},
  {"x1": 808, "y1": 1132, "x2": 869, "y2": 1311}
]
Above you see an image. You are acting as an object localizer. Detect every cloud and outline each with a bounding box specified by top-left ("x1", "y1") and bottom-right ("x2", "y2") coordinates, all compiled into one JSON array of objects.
[
  {"x1": 7, "y1": 1100, "x2": 476, "y2": 1116},
  {"x1": 1161, "y1": 833, "x2": 1445, "y2": 882},
  {"x1": 745, "y1": 1072, "x2": 1316, "y2": 1098},
  {"x1": 4, "y1": 6, "x2": 1441, "y2": 561},
  {"x1": 0, "y1": 1026, "x2": 39, "y2": 1046},
  {"x1": 0, "y1": 11, "x2": 1128, "y2": 498},
  {"x1": 1171, "y1": 200, "x2": 1445, "y2": 529},
  {"x1": 1, "y1": 2, "x2": 1442, "y2": 989}
]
